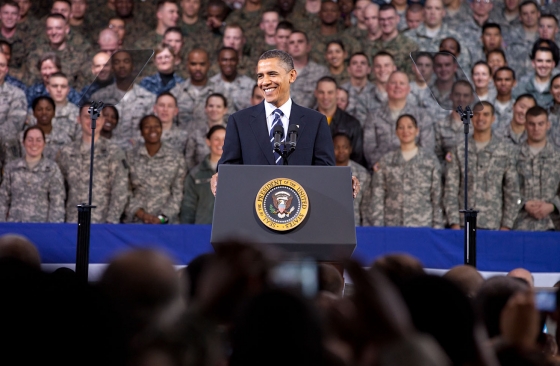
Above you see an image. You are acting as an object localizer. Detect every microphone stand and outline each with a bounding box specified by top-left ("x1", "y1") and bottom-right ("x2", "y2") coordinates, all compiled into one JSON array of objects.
[
  {"x1": 75, "y1": 101, "x2": 104, "y2": 282},
  {"x1": 274, "y1": 134, "x2": 297, "y2": 165},
  {"x1": 456, "y1": 105, "x2": 478, "y2": 267}
]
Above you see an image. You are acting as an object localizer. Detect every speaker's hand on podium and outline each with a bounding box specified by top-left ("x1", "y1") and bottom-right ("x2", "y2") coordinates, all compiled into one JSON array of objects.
[
  {"x1": 211, "y1": 173, "x2": 218, "y2": 196},
  {"x1": 352, "y1": 176, "x2": 360, "y2": 199}
]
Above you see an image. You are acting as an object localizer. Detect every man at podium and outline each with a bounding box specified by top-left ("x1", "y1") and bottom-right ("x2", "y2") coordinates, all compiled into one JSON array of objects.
[{"x1": 211, "y1": 49, "x2": 360, "y2": 197}]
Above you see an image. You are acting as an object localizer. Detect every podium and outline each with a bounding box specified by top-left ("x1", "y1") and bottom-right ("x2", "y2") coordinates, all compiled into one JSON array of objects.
[{"x1": 211, "y1": 165, "x2": 357, "y2": 261}]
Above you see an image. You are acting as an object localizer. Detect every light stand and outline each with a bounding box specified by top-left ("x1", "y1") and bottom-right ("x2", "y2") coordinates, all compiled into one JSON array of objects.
[
  {"x1": 456, "y1": 105, "x2": 478, "y2": 267},
  {"x1": 75, "y1": 101, "x2": 104, "y2": 282}
]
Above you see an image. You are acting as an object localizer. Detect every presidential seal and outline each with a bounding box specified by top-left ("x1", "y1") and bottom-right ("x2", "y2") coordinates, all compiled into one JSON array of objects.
[{"x1": 255, "y1": 178, "x2": 309, "y2": 231}]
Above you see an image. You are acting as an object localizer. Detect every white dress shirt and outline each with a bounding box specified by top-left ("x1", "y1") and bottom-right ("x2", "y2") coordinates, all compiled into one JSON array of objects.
[{"x1": 264, "y1": 98, "x2": 292, "y2": 141}]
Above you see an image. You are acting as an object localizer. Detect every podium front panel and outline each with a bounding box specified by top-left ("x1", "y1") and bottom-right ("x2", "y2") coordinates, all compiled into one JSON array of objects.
[{"x1": 211, "y1": 165, "x2": 357, "y2": 260}]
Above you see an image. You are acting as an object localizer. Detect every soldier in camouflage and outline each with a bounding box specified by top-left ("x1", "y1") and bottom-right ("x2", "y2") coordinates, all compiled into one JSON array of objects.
[
  {"x1": 367, "y1": 114, "x2": 443, "y2": 228},
  {"x1": 0, "y1": 126, "x2": 66, "y2": 223},
  {"x1": 248, "y1": 10, "x2": 279, "y2": 59},
  {"x1": 91, "y1": 51, "x2": 156, "y2": 150},
  {"x1": 178, "y1": 0, "x2": 207, "y2": 38},
  {"x1": 185, "y1": 93, "x2": 227, "y2": 170},
  {"x1": 491, "y1": 66, "x2": 516, "y2": 128},
  {"x1": 340, "y1": 53, "x2": 376, "y2": 126},
  {"x1": 132, "y1": 0, "x2": 179, "y2": 52},
  {"x1": 0, "y1": 51, "x2": 27, "y2": 141},
  {"x1": 170, "y1": 48, "x2": 216, "y2": 130},
  {"x1": 513, "y1": 47, "x2": 558, "y2": 108},
  {"x1": 287, "y1": 31, "x2": 329, "y2": 109},
  {"x1": 333, "y1": 133, "x2": 371, "y2": 226},
  {"x1": 444, "y1": 101, "x2": 521, "y2": 230},
  {"x1": 364, "y1": 71, "x2": 435, "y2": 169},
  {"x1": 495, "y1": 94, "x2": 536, "y2": 146},
  {"x1": 152, "y1": 92, "x2": 188, "y2": 155},
  {"x1": 434, "y1": 80, "x2": 475, "y2": 163},
  {"x1": 225, "y1": 0, "x2": 264, "y2": 31},
  {"x1": 0, "y1": 1, "x2": 28, "y2": 77},
  {"x1": 125, "y1": 115, "x2": 186, "y2": 224},
  {"x1": 56, "y1": 104, "x2": 129, "y2": 224},
  {"x1": 514, "y1": 106, "x2": 560, "y2": 231},
  {"x1": 367, "y1": 4, "x2": 419, "y2": 77}
]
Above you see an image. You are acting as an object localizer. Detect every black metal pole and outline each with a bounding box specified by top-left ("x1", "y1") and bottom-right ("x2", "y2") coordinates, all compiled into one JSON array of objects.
[
  {"x1": 457, "y1": 106, "x2": 478, "y2": 267},
  {"x1": 75, "y1": 102, "x2": 103, "y2": 282}
]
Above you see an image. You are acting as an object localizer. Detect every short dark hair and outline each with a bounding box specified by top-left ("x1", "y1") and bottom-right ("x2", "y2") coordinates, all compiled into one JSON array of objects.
[
  {"x1": 206, "y1": 125, "x2": 226, "y2": 139},
  {"x1": 540, "y1": 14, "x2": 559, "y2": 25},
  {"x1": 46, "y1": 13, "x2": 67, "y2": 23},
  {"x1": 551, "y1": 74, "x2": 560, "y2": 90},
  {"x1": 32, "y1": 96, "x2": 56, "y2": 111},
  {"x1": 519, "y1": 0, "x2": 539, "y2": 12},
  {"x1": 406, "y1": 3, "x2": 423, "y2": 13},
  {"x1": 217, "y1": 46, "x2": 238, "y2": 58},
  {"x1": 290, "y1": 30, "x2": 309, "y2": 43},
  {"x1": 0, "y1": 1, "x2": 19, "y2": 10},
  {"x1": 396, "y1": 114, "x2": 418, "y2": 129},
  {"x1": 526, "y1": 105, "x2": 548, "y2": 119},
  {"x1": 23, "y1": 126, "x2": 46, "y2": 142},
  {"x1": 316, "y1": 76, "x2": 337, "y2": 89},
  {"x1": 471, "y1": 60, "x2": 492, "y2": 77},
  {"x1": 379, "y1": 3, "x2": 397, "y2": 12},
  {"x1": 439, "y1": 37, "x2": 461, "y2": 55},
  {"x1": 38, "y1": 52, "x2": 62, "y2": 71},
  {"x1": 514, "y1": 93, "x2": 537, "y2": 105},
  {"x1": 451, "y1": 80, "x2": 474, "y2": 94},
  {"x1": 163, "y1": 26, "x2": 183, "y2": 38},
  {"x1": 349, "y1": 52, "x2": 371, "y2": 65},
  {"x1": 478, "y1": 101, "x2": 495, "y2": 116},
  {"x1": 48, "y1": 71, "x2": 68, "y2": 80},
  {"x1": 156, "y1": 91, "x2": 178, "y2": 106},
  {"x1": 0, "y1": 40, "x2": 11, "y2": 52},
  {"x1": 103, "y1": 105, "x2": 119, "y2": 123},
  {"x1": 493, "y1": 66, "x2": 516, "y2": 81},
  {"x1": 332, "y1": 132, "x2": 351, "y2": 144},
  {"x1": 482, "y1": 22, "x2": 501, "y2": 34},
  {"x1": 372, "y1": 51, "x2": 395, "y2": 64},
  {"x1": 206, "y1": 93, "x2": 228, "y2": 108},
  {"x1": 531, "y1": 40, "x2": 559, "y2": 66},
  {"x1": 326, "y1": 40, "x2": 345, "y2": 52},
  {"x1": 259, "y1": 49, "x2": 294, "y2": 72},
  {"x1": 275, "y1": 20, "x2": 294, "y2": 32},
  {"x1": 157, "y1": 0, "x2": 177, "y2": 10},
  {"x1": 139, "y1": 114, "x2": 162, "y2": 130}
]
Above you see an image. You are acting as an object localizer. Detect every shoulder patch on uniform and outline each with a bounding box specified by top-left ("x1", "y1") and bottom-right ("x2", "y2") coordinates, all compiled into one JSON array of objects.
[
  {"x1": 373, "y1": 162, "x2": 380, "y2": 172},
  {"x1": 445, "y1": 152, "x2": 452, "y2": 163}
]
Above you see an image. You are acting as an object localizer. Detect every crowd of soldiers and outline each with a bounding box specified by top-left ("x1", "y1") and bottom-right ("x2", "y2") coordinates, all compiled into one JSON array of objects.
[{"x1": 0, "y1": 0, "x2": 560, "y2": 230}]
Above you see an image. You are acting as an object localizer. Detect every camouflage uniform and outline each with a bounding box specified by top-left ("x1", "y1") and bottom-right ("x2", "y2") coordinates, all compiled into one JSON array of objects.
[
  {"x1": 408, "y1": 82, "x2": 443, "y2": 113},
  {"x1": 27, "y1": 102, "x2": 80, "y2": 142},
  {"x1": 443, "y1": 135, "x2": 521, "y2": 229},
  {"x1": 291, "y1": 61, "x2": 329, "y2": 108},
  {"x1": 488, "y1": 4, "x2": 521, "y2": 31},
  {"x1": 250, "y1": 33, "x2": 276, "y2": 62},
  {"x1": 363, "y1": 103, "x2": 435, "y2": 168},
  {"x1": 170, "y1": 78, "x2": 216, "y2": 130},
  {"x1": 180, "y1": 19, "x2": 208, "y2": 38},
  {"x1": 125, "y1": 143, "x2": 186, "y2": 223},
  {"x1": 493, "y1": 99, "x2": 514, "y2": 131},
  {"x1": 514, "y1": 141, "x2": 560, "y2": 231},
  {"x1": 0, "y1": 82, "x2": 28, "y2": 141},
  {"x1": 225, "y1": 8, "x2": 264, "y2": 30},
  {"x1": 185, "y1": 124, "x2": 213, "y2": 170},
  {"x1": 161, "y1": 125, "x2": 189, "y2": 155},
  {"x1": 26, "y1": 42, "x2": 90, "y2": 90},
  {"x1": 434, "y1": 113, "x2": 472, "y2": 163},
  {"x1": 91, "y1": 84, "x2": 156, "y2": 150},
  {"x1": 123, "y1": 17, "x2": 152, "y2": 46},
  {"x1": 443, "y1": 2, "x2": 473, "y2": 29},
  {"x1": 329, "y1": 68, "x2": 350, "y2": 87},
  {"x1": 0, "y1": 157, "x2": 65, "y2": 222},
  {"x1": 368, "y1": 147, "x2": 443, "y2": 228},
  {"x1": 139, "y1": 72, "x2": 185, "y2": 95},
  {"x1": 25, "y1": 82, "x2": 83, "y2": 107},
  {"x1": 503, "y1": 25, "x2": 538, "y2": 55},
  {"x1": 513, "y1": 73, "x2": 556, "y2": 108},
  {"x1": 348, "y1": 159, "x2": 371, "y2": 226},
  {"x1": 307, "y1": 30, "x2": 362, "y2": 66},
  {"x1": 56, "y1": 138, "x2": 129, "y2": 223},
  {"x1": 366, "y1": 34, "x2": 419, "y2": 76},
  {"x1": 289, "y1": 11, "x2": 321, "y2": 32},
  {"x1": 549, "y1": 108, "x2": 560, "y2": 149},
  {"x1": 3, "y1": 124, "x2": 73, "y2": 164},
  {"x1": 340, "y1": 81, "x2": 376, "y2": 126},
  {"x1": 209, "y1": 73, "x2": 254, "y2": 117},
  {"x1": 236, "y1": 54, "x2": 257, "y2": 80},
  {"x1": 133, "y1": 30, "x2": 164, "y2": 53},
  {"x1": 494, "y1": 122, "x2": 527, "y2": 146},
  {"x1": 179, "y1": 154, "x2": 216, "y2": 224},
  {"x1": 0, "y1": 29, "x2": 28, "y2": 76},
  {"x1": 342, "y1": 26, "x2": 368, "y2": 41},
  {"x1": 403, "y1": 23, "x2": 473, "y2": 75}
]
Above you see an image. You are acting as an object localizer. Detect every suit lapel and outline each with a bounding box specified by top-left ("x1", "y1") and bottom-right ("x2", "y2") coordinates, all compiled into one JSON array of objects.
[
  {"x1": 250, "y1": 102, "x2": 276, "y2": 165},
  {"x1": 289, "y1": 102, "x2": 306, "y2": 140}
]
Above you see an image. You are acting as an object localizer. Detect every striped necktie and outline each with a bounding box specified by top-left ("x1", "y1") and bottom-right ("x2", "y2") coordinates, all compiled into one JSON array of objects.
[{"x1": 269, "y1": 108, "x2": 284, "y2": 165}]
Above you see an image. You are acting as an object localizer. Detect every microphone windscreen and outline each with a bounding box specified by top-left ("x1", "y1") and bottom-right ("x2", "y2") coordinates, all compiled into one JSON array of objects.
[{"x1": 273, "y1": 123, "x2": 284, "y2": 137}]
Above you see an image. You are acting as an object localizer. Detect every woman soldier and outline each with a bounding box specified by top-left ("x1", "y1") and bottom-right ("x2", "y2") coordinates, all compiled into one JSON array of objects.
[
  {"x1": 180, "y1": 125, "x2": 226, "y2": 224},
  {"x1": 0, "y1": 126, "x2": 66, "y2": 222},
  {"x1": 369, "y1": 114, "x2": 444, "y2": 228},
  {"x1": 125, "y1": 115, "x2": 187, "y2": 224}
]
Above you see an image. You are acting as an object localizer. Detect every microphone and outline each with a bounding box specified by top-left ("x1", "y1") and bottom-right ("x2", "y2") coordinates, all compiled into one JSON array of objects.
[
  {"x1": 273, "y1": 123, "x2": 284, "y2": 149},
  {"x1": 287, "y1": 124, "x2": 298, "y2": 150}
]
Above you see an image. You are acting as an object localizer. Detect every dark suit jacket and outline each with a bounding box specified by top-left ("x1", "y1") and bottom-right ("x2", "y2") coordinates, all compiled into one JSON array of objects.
[{"x1": 219, "y1": 101, "x2": 335, "y2": 166}]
